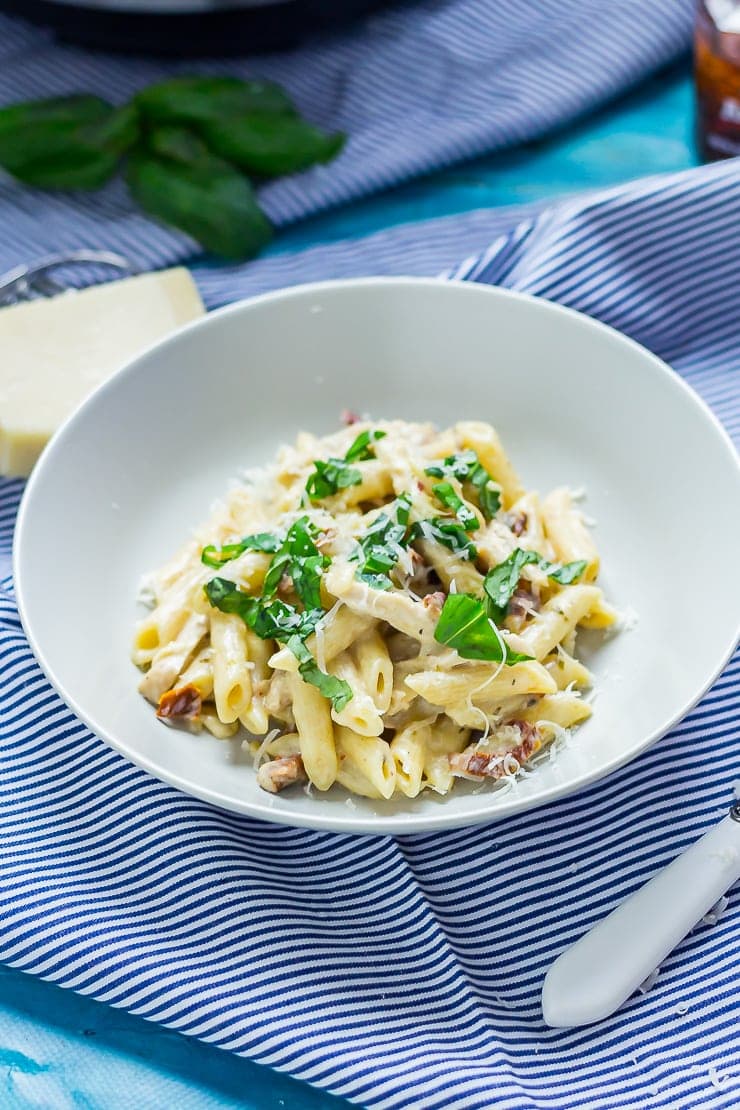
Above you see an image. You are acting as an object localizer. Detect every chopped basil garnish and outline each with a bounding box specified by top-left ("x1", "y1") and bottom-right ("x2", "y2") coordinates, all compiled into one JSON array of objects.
[
  {"x1": 541, "y1": 559, "x2": 588, "y2": 585},
  {"x1": 203, "y1": 576, "x2": 253, "y2": 616},
  {"x1": 431, "y1": 481, "x2": 478, "y2": 531},
  {"x1": 484, "y1": 549, "x2": 589, "y2": 622},
  {"x1": 249, "y1": 597, "x2": 321, "y2": 640},
  {"x1": 426, "y1": 450, "x2": 501, "y2": 520},
  {"x1": 201, "y1": 531, "x2": 280, "y2": 567},
  {"x1": 344, "y1": 428, "x2": 386, "y2": 463},
  {"x1": 305, "y1": 457, "x2": 362, "y2": 502},
  {"x1": 204, "y1": 518, "x2": 350, "y2": 710},
  {"x1": 410, "y1": 518, "x2": 478, "y2": 560},
  {"x1": 483, "y1": 548, "x2": 539, "y2": 623},
  {"x1": 433, "y1": 593, "x2": 531, "y2": 664},
  {"x1": 262, "y1": 516, "x2": 329, "y2": 608},
  {"x1": 201, "y1": 542, "x2": 247, "y2": 569},
  {"x1": 395, "y1": 491, "x2": 411, "y2": 527},
  {"x1": 306, "y1": 427, "x2": 386, "y2": 501},
  {"x1": 352, "y1": 494, "x2": 413, "y2": 590},
  {"x1": 261, "y1": 549, "x2": 292, "y2": 598},
  {"x1": 285, "y1": 634, "x2": 353, "y2": 711},
  {"x1": 356, "y1": 571, "x2": 394, "y2": 591},
  {"x1": 289, "y1": 553, "x2": 327, "y2": 611},
  {"x1": 204, "y1": 577, "x2": 319, "y2": 640}
]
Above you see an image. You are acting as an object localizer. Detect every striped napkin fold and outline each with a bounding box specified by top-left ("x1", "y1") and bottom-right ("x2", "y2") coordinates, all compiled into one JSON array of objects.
[
  {"x1": 0, "y1": 0, "x2": 693, "y2": 273},
  {"x1": 1, "y1": 158, "x2": 739, "y2": 1110}
]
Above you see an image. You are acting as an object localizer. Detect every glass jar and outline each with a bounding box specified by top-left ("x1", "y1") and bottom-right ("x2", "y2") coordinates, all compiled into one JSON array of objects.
[{"x1": 695, "y1": 1, "x2": 740, "y2": 159}]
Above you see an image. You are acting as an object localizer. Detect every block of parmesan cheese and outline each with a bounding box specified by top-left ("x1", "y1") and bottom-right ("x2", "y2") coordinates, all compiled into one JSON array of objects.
[{"x1": 0, "y1": 267, "x2": 205, "y2": 477}]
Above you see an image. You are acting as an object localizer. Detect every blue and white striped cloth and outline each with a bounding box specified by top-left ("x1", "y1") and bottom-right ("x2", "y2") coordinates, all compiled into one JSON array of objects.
[
  {"x1": 1, "y1": 158, "x2": 739, "y2": 1109},
  {"x1": 0, "y1": 0, "x2": 693, "y2": 272}
]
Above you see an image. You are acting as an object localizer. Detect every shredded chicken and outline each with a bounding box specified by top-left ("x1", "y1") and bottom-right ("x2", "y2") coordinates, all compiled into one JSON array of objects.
[
  {"x1": 262, "y1": 672, "x2": 295, "y2": 727},
  {"x1": 157, "y1": 683, "x2": 202, "y2": 721},
  {"x1": 422, "y1": 590, "x2": 446, "y2": 617},
  {"x1": 507, "y1": 587, "x2": 541, "y2": 631},
  {"x1": 257, "y1": 754, "x2": 306, "y2": 793},
  {"x1": 508, "y1": 511, "x2": 528, "y2": 537},
  {"x1": 449, "y1": 721, "x2": 541, "y2": 779},
  {"x1": 315, "y1": 528, "x2": 337, "y2": 552}
]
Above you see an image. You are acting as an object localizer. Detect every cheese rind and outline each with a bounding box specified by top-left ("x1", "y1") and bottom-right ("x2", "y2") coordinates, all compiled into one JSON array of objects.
[{"x1": 0, "y1": 267, "x2": 205, "y2": 477}]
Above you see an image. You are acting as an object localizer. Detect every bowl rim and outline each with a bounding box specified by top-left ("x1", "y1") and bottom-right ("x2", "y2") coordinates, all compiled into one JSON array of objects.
[{"x1": 13, "y1": 276, "x2": 740, "y2": 834}]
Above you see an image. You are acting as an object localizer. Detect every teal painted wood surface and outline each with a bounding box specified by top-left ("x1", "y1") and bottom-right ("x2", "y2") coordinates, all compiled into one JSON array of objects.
[{"x1": 2, "y1": 61, "x2": 697, "y2": 1110}]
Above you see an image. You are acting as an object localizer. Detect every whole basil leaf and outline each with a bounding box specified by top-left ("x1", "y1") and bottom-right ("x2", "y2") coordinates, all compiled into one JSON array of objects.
[
  {"x1": 434, "y1": 594, "x2": 532, "y2": 665},
  {"x1": 198, "y1": 114, "x2": 345, "y2": 178},
  {"x1": 135, "y1": 76, "x2": 296, "y2": 126},
  {"x1": 82, "y1": 102, "x2": 140, "y2": 156},
  {"x1": 147, "y1": 125, "x2": 211, "y2": 165},
  {"x1": 0, "y1": 96, "x2": 137, "y2": 190},
  {"x1": 0, "y1": 95, "x2": 110, "y2": 133},
  {"x1": 126, "y1": 149, "x2": 272, "y2": 259}
]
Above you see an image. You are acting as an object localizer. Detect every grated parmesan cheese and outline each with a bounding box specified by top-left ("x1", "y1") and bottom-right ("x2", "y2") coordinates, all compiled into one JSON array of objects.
[
  {"x1": 136, "y1": 575, "x2": 158, "y2": 610},
  {"x1": 251, "y1": 727, "x2": 281, "y2": 770},
  {"x1": 618, "y1": 606, "x2": 640, "y2": 633}
]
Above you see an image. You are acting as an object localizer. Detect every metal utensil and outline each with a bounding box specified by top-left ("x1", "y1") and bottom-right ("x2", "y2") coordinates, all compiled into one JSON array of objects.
[
  {"x1": 0, "y1": 250, "x2": 135, "y2": 307},
  {"x1": 542, "y1": 801, "x2": 740, "y2": 1028}
]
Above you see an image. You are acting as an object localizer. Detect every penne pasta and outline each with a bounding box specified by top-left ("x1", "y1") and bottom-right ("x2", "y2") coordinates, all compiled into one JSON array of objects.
[
  {"x1": 178, "y1": 646, "x2": 214, "y2": 700},
  {"x1": 456, "y1": 420, "x2": 525, "y2": 507},
  {"x1": 268, "y1": 607, "x2": 375, "y2": 674},
  {"x1": 353, "y1": 630, "x2": 394, "y2": 713},
  {"x1": 423, "y1": 717, "x2": 471, "y2": 794},
  {"x1": 210, "y1": 610, "x2": 252, "y2": 724},
  {"x1": 336, "y1": 727, "x2": 396, "y2": 800},
  {"x1": 390, "y1": 720, "x2": 430, "y2": 798},
  {"x1": 324, "y1": 563, "x2": 438, "y2": 646},
  {"x1": 329, "y1": 652, "x2": 384, "y2": 737},
  {"x1": 201, "y1": 708, "x2": 240, "y2": 740},
  {"x1": 138, "y1": 610, "x2": 208, "y2": 703},
  {"x1": 289, "y1": 671, "x2": 337, "y2": 791},
  {"x1": 404, "y1": 659, "x2": 557, "y2": 707},
  {"x1": 518, "y1": 691, "x2": 593, "y2": 732},
  {"x1": 545, "y1": 648, "x2": 592, "y2": 690},
  {"x1": 509, "y1": 585, "x2": 603, "y2": 661}
]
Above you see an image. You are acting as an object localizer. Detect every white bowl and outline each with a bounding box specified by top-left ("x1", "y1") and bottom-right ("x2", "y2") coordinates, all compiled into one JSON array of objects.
[{"x1": 14, "y1": 278, "x2": 740, "y2": 834}]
